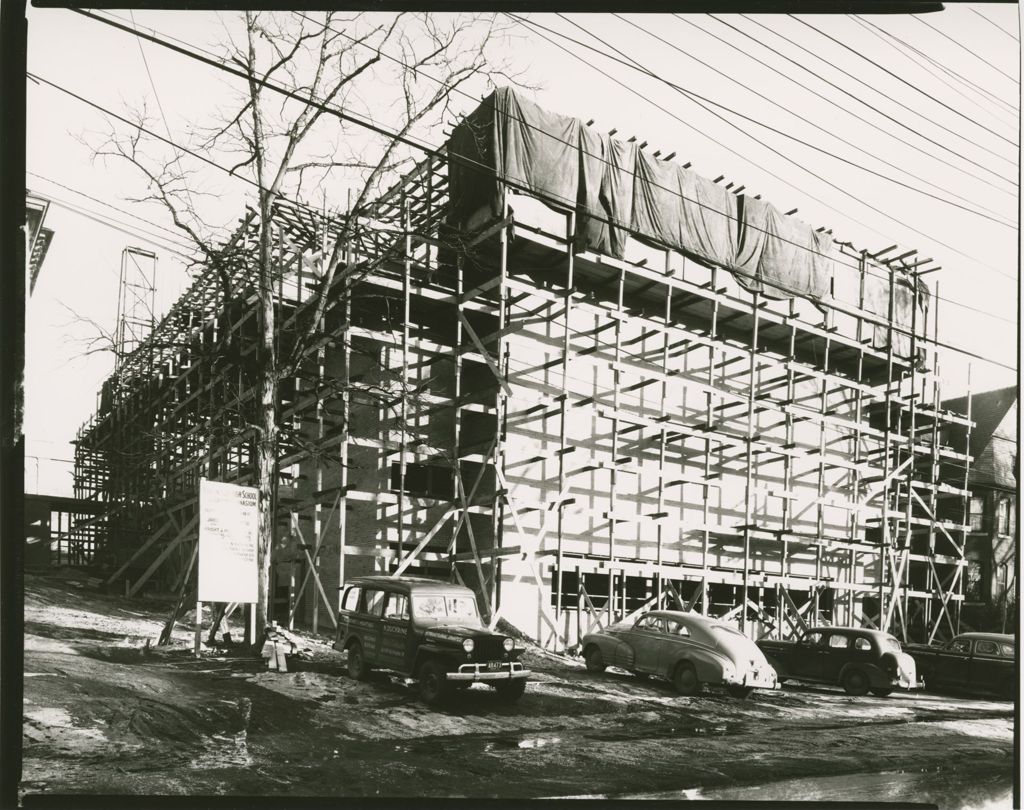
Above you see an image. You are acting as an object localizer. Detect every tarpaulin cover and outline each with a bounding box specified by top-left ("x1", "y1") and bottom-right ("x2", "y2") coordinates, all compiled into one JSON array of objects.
[
  {"x1": 577, "y1": 127, "x2": 634, "y2": 258},
  {"x1": 864, "y1": 273, "x2": 930, "y2": 360},
  {"x1": 632, "y1": 151, "x2": 737, "y2": 268},
  {"x1": 448, "y1": 88, "x2": 868, "y2": 315}
]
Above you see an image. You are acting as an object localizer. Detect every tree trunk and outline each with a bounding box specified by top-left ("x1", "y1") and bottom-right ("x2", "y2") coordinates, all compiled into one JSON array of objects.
[{"x1": 255, "y1": 208, "x2": 278, "y2": 639}]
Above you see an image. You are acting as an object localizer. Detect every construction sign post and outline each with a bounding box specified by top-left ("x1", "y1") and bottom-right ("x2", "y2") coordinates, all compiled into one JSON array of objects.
[{"x1": 195, "y1": 479, "x2": 259, "y2": 654}]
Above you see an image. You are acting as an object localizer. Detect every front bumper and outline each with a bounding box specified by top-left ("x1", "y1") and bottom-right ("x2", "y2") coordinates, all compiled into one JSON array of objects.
[{"x1": 446, "y1": 662, "x2": 530, "y2": 682}]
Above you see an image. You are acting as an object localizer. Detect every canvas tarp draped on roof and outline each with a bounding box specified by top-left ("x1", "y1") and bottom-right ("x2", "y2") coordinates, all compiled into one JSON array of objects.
[{"x1": 448, "y1": 87, "x2": 924, "y2": 337}]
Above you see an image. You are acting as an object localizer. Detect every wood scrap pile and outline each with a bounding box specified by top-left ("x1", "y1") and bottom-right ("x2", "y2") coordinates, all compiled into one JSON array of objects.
[{"x1": 260, "y1": 625, "x2": 308, "y2": 672}]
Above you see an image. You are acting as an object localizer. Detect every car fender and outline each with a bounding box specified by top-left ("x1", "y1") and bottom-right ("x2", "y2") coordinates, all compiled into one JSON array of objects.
[
  {"x1": 582, "y1": 634, "x2": 634, "y2": 669},
  {"x1": 411, "y1": 644, "x2": 460, "y2": 676},
  {"x1": 837, "y1": 661, "x2": 889, "y2": 688},
  {"x1": 666, "y1": 647, "x2": 727, "y2": 683}
]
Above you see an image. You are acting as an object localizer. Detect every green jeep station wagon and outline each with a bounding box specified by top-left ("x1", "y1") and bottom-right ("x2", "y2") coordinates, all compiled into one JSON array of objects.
[{"x1": 333, "y1": 576, "x2": 530, "y2": 705}]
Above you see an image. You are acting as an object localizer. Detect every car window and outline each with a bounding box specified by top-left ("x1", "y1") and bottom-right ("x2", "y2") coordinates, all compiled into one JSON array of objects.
[
  {"x1": 362, "y1": 589, "x2": 386, "y2": 617},
  {"x1": 854, "y1": 637, "x2": 872, "y2": 652},
  {"x1": 975, "y1": 640, "x2": 999, "y2": 656},
  {"x1": 663, "y1": 619, "x2": 690, "y2": 637},
  {"x1": 412, "y1": 594, "x2": 480, "y2": 621},
  {"x1": 803, "y1": 632, "x2": 824, "y2": 646},
  {"x1": 384, "y1": 593, "x2": 409, "y2": 621},
  {"x1": 949, "y1": 639, "x2": 972, "y2": 654},
  {"x1": 998, "y1": 643, "x2": 1014, "y2": 657},
  {"x1": 341, "y1": 586, "x2": 361, "y2": 612},
  {"x1": 828, "y1": 634, "x2": 850, "y2": 649},
  {"x1": 881, "y1": 636, "x2": 901, "y2": 654}
]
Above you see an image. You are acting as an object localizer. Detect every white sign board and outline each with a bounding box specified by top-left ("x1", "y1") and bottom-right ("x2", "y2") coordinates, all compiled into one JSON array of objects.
[{"x1": 198, "y1": 479, "x2": 259, "y2": 603}]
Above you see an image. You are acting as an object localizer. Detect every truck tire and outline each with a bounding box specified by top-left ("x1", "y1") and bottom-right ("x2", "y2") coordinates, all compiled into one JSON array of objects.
[
  {"x1": 841, "y1": 667, "x2": 871, "y2": 696},
  {"x1": 346, "y1": 641, "x2": 372, "y2": 681},
  {"x1": 583, "y1": 645, "x2": 606, "y2": 673},
  {"x1": 418, "y1": 659, "x2": 450, "y2": 706},
  {"x1": 495, "y1": 679, "x2": 527, "y2": 702},
  {"x1": 672, "y1": 661, "x2": 701, "y2": 696}
]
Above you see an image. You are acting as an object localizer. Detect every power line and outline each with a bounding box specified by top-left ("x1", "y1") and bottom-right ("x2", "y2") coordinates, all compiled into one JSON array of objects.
[
  {"x1": 970, "y1": 8, "x2": 1020, "y2": 43},
  {"x1": 610, "y1": 13, "x2": 1014, "y2": 227},
  {"x1": 914, "y1": 14, "x2": 1020, "y2": 85},
  {"x1": 128, "y1": 9, "x2": 201, "y2": 216},
  {"x1": 43, "y1": 196, "x2": 199, "y2": 262},
  {"x1": 726, "y1": 14, "x2": 1017, "y2": 189},
  {"x1": 853, "y1": 15, "x2": 1018, "y2": 116},
  {"x1": 790, "y1": 15, "x2": 1018, "y2": 150},
  {"x1": 53, "y1": 13, "x2": 1018, "y2": 354},
  {"x1": 516, "y1": 13, "x2": 1019, "y2": 279},
  {"x1": 27, "y1": 170, "x2": 202, "y2": 247},
  {"x1": 679, "y1": 15, "x2": 1017, "y2": 203},
  {"x1": 847, "y1": 15, "x2": 1019, "y2": 131}
]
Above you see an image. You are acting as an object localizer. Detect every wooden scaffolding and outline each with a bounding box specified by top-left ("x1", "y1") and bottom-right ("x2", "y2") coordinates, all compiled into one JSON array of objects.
[{"x1": 72, "y1": 148, "x2": 973, "y2": 649}]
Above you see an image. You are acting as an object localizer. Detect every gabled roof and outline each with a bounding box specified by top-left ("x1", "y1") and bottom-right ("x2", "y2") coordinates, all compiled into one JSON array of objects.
[{"x1": 943, "y1": 385, "x2": 1017, "y2": 490}]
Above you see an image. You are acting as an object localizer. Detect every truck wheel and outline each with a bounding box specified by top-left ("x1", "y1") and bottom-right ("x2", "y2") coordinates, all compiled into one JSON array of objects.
[
  {"x1": 672, "y1": 661, "x2": 701, "y2": 696},
  {"x1": 346, "y1": 642, "x2": 371, "y2": 681},
  {"x1": 726, "y1": 685, "x2": 754, "y2": 699},
  {"x1": 495, "y1": 679, "x2": 527, "y2": 702},
  {"x1": 584, "y1": 645, "x2": 606, "y2": 673},
  {"x1": 418, "y1": 660, "x2": 450, "y2": 706},
  {"x1": 870, "y1": 687, "x2": 893, "y2": 697},
  {"x1": 841, "y1": 668, "x2": 870, "y2": 696}
]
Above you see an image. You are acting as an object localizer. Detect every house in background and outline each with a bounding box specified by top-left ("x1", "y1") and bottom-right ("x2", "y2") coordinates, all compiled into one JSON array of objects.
[
  {"x1": 26, "y1": 190, "x2": 55, "y2": 295},
  {"x1": 943, "y1": 385, "x2": 1017, "y2": 632}
]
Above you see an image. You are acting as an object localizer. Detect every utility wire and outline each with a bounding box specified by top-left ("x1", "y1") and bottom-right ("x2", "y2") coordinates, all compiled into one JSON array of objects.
[
  {"x1": 790, "y1": 15, "x2": 1018, "y2": 149},
  {"x1": 726, "y1": 14, "x2": 1017, "y2": 188},
  {"x1": 680, "y1": 15, "x2": 1017, "y2": 201},
  {"x1": 44, "y1": 197, "x2": 199, "y2": 262},
  {"x1": 28, "y1": 170, "x2": 203, "y2": 247},
  {"x1": 970, "y1": 8, "x2": 1019, "y2": 43},
  {"x1": 914, "y1": 14, "x2": 1020, "y2": 85},
  {"x1": 129, "y1": 10, "x2": 201, "y2": 216},
  {"x1": 611, "y1": 13, "x2": 1014, "y2": 226},
  {"x1": 517, "y1": 13, "x2": 1019, "y2": 277},
  {"x1": 51, "y1": 14, "x2": 1018, "y2": 358},
  {"x1": 853, "y1": 15, "x2": 1018, "y2": 115},
  {"x1": 847, "y1": 15, "x2": 1019, "y2": 131}
]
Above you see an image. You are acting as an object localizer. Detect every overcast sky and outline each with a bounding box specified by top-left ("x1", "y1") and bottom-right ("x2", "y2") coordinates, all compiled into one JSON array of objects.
[{"x1": 24, "y1": 6, "x2": 1020, "y2": 496}]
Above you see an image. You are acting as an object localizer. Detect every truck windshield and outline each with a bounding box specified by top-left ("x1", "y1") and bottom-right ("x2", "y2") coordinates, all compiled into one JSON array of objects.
[{"x1": 413, "y1": 594, "x2": 479, "y2": 621}]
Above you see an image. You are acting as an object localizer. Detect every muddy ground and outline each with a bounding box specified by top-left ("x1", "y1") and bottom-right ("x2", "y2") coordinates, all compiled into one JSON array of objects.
[{"x1": 19, "y1": 569, "x2": 1016, "y2": 806}]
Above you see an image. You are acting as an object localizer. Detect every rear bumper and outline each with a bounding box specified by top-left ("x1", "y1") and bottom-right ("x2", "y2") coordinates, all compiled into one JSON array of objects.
[
  {"x1": 724, "y1": 670, "x2": 779, "y2": 689},
  {"x1": 446, "y1": 662, "x2": 530, "y2": 682}
]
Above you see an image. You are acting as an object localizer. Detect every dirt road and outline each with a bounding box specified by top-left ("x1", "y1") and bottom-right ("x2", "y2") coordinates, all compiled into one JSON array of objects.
[{"x1": 20, "y1": 570, "x2": 1016, "y2": 804}]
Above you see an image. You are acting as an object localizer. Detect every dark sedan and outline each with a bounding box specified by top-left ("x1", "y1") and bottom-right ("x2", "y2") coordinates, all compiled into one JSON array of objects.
[
  {"x1": 905, "y1": 632, "x2": 1015, "y2": 700},
  {"x1": 757, "y1": 627, "x2": 922, "y2": 697}
]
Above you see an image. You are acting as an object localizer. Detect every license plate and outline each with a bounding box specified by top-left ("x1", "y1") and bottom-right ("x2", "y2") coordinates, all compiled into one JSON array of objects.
[{"x1": 486, "y1": 661, "x2": 502, "y2": 672}]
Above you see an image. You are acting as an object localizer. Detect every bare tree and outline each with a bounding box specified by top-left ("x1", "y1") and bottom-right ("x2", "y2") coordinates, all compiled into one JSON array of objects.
[{"x1": 87, "y1": 10, "x2": 520, "y2": 639}]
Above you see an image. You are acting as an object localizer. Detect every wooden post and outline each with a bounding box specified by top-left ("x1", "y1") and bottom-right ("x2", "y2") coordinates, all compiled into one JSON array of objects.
[{"x1": 194, "y1": 600, "x2": 202, "y2": 657}]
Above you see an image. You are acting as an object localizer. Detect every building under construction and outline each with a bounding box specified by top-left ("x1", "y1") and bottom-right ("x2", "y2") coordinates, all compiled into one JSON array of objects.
[{"x1": 72, "y1": 88, "x2": 974, "y2": 649}]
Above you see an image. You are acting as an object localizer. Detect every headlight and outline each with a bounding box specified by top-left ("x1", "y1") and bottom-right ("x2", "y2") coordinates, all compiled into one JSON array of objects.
[
  {"x1": 503, "y1": 637, "x2": 515, "y2": 652},
  {"x1": 462, "y1": 638, "x2": 475, "y2": 654}
]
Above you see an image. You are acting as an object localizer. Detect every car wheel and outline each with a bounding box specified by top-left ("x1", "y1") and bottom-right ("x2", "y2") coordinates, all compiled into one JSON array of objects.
[
  {"x1": 672, "y1": 662, "x2": 701, "y2": 696},
  {"x1": 584, "y1": 645, "x2": 606, "y2": 673},
  {"x1": 494, "y1": 679, "x2": 527, "y2": 702},
  {"x1": 418, "y1": 660, "x2": 450, "y2": 706},
  {"x1": 841, "y1": 668, "x2": 870, "y2": 696},
  {"x1": 346, "y1": 642, "x2": 371, "y2": 681},
  {"x1": 726, "y1": 685, "x2": 754, "y2": 699},
  {"x1": 870, "y1": 687, "x2": 893, "y2": 697}
]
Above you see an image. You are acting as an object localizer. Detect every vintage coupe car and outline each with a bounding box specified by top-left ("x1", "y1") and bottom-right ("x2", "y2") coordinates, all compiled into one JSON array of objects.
[
  {"x1": 333, "y1": 576, "x2": 530, "y2": 705},
  {"x1": 580, "y1": 610, "x2": 778, "y2": 697},
  {"x1": 757, "y1": 627, "x2": 922, "y2": 697},
  {"x1": 905, "y1": 632, "x2": 1015, "y2": 699}
]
